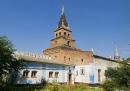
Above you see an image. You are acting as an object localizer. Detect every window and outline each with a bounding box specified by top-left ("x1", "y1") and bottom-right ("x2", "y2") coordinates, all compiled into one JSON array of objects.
[
  {"x1": 23, "y1": 70, "x2": 29, "y2": 78},
  {"x1": 64, "y1": 32, "x2": 66, "y2": 36},
  {"x1": 59, "y1": 32, "x2": 61, "y2": 36},
  {"x1": 76, "y1": 70, "x2": 78, "y2": 76},
  {"x1": 80, "y1": 69, "x2": 83, "y2": 75},
  {"x1": 98, "y1": 69, "x2": 101, "y2": 82},
  {"x1": 81, "y1": 59, "x2": 84, "y2": 63},
  {"x1": 64, "y1": 56, "x2": 66, "y2": 61},
  {"x1": 31, "y1": 71, "x2": 37, "y2": 78},
  {"x1": 67, "y1": 41, "x2": 70, "y2": 46},
  {"x1": 69, "y1": 57, "x2": 70, "y2": 61},
  {"x1": 55, "y1": 72, "x2": 59, "y2": 78},
  {"x1": 49, "y1": 72, "x2": 53, "y2": 78},
  {"x1": 68, "y1": 34, "x2": 70, "y2": 37},
  {"x1": 56, "y1": 33, "x2": 58, "y2": 37},
  {"x1": 80, "y1": 68, "x2": 85, "y2": 75},
  {"x1": 55, "y1": 56, "x2": 57, "y2": 58}
]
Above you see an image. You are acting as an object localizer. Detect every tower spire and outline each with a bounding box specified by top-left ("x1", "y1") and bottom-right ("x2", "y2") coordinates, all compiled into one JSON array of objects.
[
  {"x1": 114, "y1": 45, "x2": 120, "y2": 61},
  {"x1": 57, "y1": 6, "x2": 70, "y2": 30},
  {"x1": 115, "y1": 45, "x2": 119, "y2": 56}
]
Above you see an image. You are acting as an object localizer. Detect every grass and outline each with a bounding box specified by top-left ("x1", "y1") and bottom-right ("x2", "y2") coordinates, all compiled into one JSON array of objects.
[{"x1": 2, "y1": 84, "x2": 103, "y2": 91}]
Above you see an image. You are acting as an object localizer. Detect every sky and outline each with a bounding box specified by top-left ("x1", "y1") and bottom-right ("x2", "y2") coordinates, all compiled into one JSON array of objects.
[{"x1": 0, "y1": 0, "x2": 130, "y2": 59}]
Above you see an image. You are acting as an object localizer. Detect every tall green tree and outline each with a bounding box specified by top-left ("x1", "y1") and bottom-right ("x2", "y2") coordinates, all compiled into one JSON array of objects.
[
  {"x1": 105, "y1": 62, "x2": 130, "y2": 89},
  {"x1": 0, "y1": 36, "x2": 24, "y2": 87}
]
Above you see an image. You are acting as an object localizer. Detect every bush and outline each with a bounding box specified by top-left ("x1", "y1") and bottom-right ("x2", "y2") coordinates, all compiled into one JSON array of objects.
[{"x1": 103, "y1": 80, "x2": 115, "y2": 91}]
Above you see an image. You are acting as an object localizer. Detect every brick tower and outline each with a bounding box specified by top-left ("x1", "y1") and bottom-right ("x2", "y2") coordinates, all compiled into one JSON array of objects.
[
  {"x1": 43, "y1": 7, "x2": 92, "y2": 65},
  {"x1": 50, "y1": 6, "x2": 75, "y2": 49}
]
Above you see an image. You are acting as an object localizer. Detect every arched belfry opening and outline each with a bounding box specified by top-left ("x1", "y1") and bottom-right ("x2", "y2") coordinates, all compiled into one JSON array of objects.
[
  {"x1": 67, "y1": 41, "x2": 70, "y2": 46},
  {"x1": 64, "y1": 32, "x2": 66, "y2": 37}
]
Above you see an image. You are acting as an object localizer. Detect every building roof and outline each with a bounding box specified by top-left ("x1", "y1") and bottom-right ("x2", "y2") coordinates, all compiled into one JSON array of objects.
[
  {"x1": 14, "y1": 51, "x2": 71, "y2": 66},
  {"x1": 93, "y1": 54, "x2": 115, "y2": 62}
]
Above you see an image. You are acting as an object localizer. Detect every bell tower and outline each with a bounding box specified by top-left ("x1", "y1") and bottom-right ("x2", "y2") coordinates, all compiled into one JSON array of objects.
[
  {"x1": 50, "y1": 6, "x2": 75, "y2": 48},
  {"x1": 43, "y1": 6, "x2": 93, "y2": 65}
]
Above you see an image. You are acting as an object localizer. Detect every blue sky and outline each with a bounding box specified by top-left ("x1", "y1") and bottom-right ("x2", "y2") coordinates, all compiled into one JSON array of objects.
[{"x1": 0, "y1": 0, "x2": 130, "y2": 59}]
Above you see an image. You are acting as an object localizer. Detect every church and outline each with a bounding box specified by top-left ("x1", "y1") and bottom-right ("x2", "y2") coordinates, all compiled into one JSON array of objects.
[{"x1": 15, "y1": 7, "x2": 121, "y2": 85}]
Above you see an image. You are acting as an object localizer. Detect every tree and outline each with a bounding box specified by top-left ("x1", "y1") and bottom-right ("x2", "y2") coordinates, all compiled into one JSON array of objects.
[
  {"x1": 127, "y1": 58, "x2": 130, "y2": 60},
  {"x1": 105, "y1": 62, "x2": 130, "y2": 90},
  {"x1": 103, "y1": 80, "x2": 116, "y2": 91},
  {"x1": 0, "y1": 36, "x2": 24, "y2": 87}
]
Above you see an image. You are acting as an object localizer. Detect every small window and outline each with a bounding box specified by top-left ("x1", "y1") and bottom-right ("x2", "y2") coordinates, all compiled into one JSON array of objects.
[
  {"x1": 98, "y1": 69, "x2": 101, "y2": 82},
  {"x1": 23, "y1": 70, "x2": 29, "y2": 78},
  {"x1": 56, "y1": 33, "x2": 58, "y2": 37},
  {"x1": 64, "y1": 56, "x2": 66, "y2": 61},
  {"x1": 64, "y1": 32, "x2": 66, "y2": 36},
  {"x1": 31, "y1": 71, "x2": 37, "y2": 78},
  {"x1": 49, "y1": 72, "x2": 53, "y2": 78},
  {"x1": 55, "y1": 72, "x2": 59, "y2": 78},
  {"x1": 55, "y1": 56, "x2": 57, "y2": 58},
  {"x1": 76, "y1": 70, "x2": 78, "y2": 76},
  {"x1": 69, "y1": 57, "x2": 70, "y2": 61},
  {"x1": 68, "y1": 34, "x2": 70, "y2": 37},
  {"x1": 81, "y1": 59, "x2": 84, "y2": 63},
  {"x1": 80, "y1": 69, "x2": 83, "y2": 75},
  {"x1": 59, "y1": 32, "x2": 61, "y2": 36},
  {"x1": 80, "y1": 68, "x2": 85, "y2": 75},
  {"x1": 67, "y1": 41, "x2": 70, "y2": 46}
]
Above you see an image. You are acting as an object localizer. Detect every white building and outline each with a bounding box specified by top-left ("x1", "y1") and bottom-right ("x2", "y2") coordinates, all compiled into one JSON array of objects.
[{"x1": 14, "y1": 51, "x2": 120, "y2": 85}]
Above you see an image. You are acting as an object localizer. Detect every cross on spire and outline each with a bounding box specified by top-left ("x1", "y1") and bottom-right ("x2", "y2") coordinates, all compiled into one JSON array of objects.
[{"x1": 61, "y1": 5, "x2": 64, "y2": 15}]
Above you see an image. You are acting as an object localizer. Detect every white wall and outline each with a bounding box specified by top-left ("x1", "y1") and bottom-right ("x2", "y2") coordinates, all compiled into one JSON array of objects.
[
  {"x1": 16, "y1": 62, "x2": 69, "y2": 84},
  {"x1": 74, "y1": 65, "x2": 89, "y2": 83}
]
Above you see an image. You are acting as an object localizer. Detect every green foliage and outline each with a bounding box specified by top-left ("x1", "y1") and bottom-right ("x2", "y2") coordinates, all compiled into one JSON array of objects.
[
  {"x1": 103, "y1": 80, "x2": 116, "y2": 91},
  {"x1": 127, "y1": 57, "x2": 130, "y2": 60},
  {"x1": 0, "y1": 36, "x2": 24, "y2": 87},
  {"x1": 105, "y1": 62, "x2": 130, "y2": 89}
]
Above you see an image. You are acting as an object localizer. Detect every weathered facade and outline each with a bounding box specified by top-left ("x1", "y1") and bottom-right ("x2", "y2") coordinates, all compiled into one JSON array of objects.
[
  {"x1": 15, "y1": 52, "x2": 120, "y2": 85},
  {"x1": 15, "y1": 52, "x2": 73, "y2": 84},
  {"x1": 15, "y1": 7, "x2": 121, "y2": 85}
]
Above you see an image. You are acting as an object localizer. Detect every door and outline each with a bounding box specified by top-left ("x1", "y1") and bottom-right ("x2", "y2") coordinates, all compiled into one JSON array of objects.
[{"x1": 68, "y1": 73, "x2": 72, "y2": 84}]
